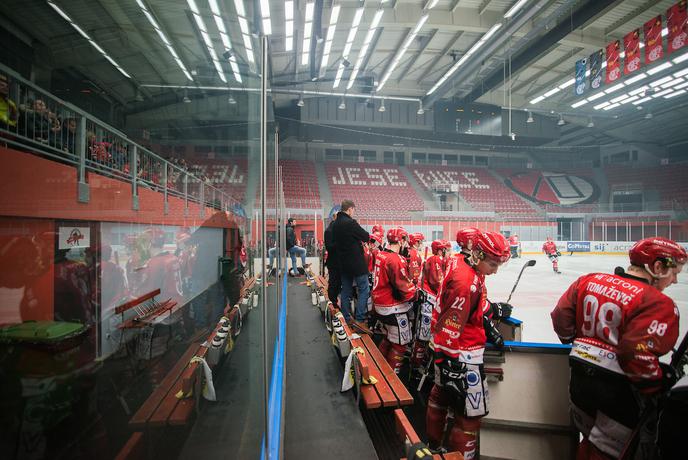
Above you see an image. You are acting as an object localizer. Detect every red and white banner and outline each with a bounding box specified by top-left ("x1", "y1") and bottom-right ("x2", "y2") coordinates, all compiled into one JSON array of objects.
[
  {"x1": 667, "y1": 0, "x2": 687, "y2": 54},
  {"x1": 624, "y1": 29, "x2": 642, "y2": 74},
  {"x1": 644, "y1": 15, "x2": 664, "y2": 64},
  {"x1": 606, "y1": 40, "x2": 621, "y2": 84}
]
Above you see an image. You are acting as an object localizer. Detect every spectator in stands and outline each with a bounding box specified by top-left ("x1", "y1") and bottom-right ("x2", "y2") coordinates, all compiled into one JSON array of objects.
[
  {"x1": 286, "y1": 218, "x2": 309, "y2": 276},
  {"x1": 324, "y1": 211, "x2": 342, "y2": 306},
  {"x1": 332, "y1": 200, "x2": 370, "y2": 332},
  {"x1": 0, "y1": 74, "x2": 18, "y2": 131},
  {"x1": 20, "y1": 98, "x2": 61, "y2": 145},
  {"x1": 61, "y1": 118, "x2": 77, "y2": 153}
]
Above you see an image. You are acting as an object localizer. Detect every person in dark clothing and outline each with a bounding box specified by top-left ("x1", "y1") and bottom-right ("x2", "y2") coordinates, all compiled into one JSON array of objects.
[
  {"x1": 286, "y1": 218, "x2": 309, "y2": 276},
  {"x1": 332, "y1": 200, "x2": 370, "y2": 333},
  {"x1": 324, "y1": 212, "x2": 342, "y2": 306}
]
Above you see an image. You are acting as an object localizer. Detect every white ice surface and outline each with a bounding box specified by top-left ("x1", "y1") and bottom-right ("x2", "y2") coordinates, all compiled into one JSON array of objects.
[{"x1": 485, "y1": 254, "x2": 688, "y2": 348}]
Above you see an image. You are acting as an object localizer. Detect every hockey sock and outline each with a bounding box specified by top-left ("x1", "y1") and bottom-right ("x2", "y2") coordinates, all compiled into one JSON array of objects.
[
  {"x1": 426, "y1": 384, "x2": 450, "y2": 447},
  {"x1": 553, "y1": 260, "x2": 559, "y2": 272},
  {"x1": 448, "y1": 417, "x2": 481, "y2": 460},
  {"x1": 385, "y1": 343, "x2": 407, "y2": 374}
]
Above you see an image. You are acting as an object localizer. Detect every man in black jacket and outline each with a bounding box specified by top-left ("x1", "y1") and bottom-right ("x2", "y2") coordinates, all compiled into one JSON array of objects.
[
  {"x1": 324, "y1": 212, "x2": 341, "y2": 306},
  {"x1": 286, "y1": 218, "x2": 309, "y2": 276},
  {"x1": 332, "y1": 200, "x2": 370, "y2": 333}
]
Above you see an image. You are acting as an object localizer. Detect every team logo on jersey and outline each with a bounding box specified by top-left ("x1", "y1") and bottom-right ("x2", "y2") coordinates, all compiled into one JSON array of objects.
[{"x1": 504, "y1": 171, "x2": 599, "y2": 207}]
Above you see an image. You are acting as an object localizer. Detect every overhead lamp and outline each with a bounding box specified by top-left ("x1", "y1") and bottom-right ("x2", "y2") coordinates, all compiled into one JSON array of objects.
[
  {"x1": 504, "y1": 0, "x2": 530, "y2": 19},
  {"x1": 586, "y1": 117, "x2": 594, "y2": 128},
  {"x1": 338, "y1": 99, "x2": 346, "y2": 110},
  {"x1": 664, "y1": 89, "x2": 687, "y2": 99},
  {"x1": 259, "y1": 0, "x2": 272, "y2": 35},
  {"x1": 228, "y1": 94, "x2": 237, "y2": 104},
  {"x1": 647, "y1": 61, "x2": 673, "y2": 75},
  {"x1": 625, "y1": 73, "x2": 647, "y2": 84},
  {"x1": 377, "y1": 13, "x2": 427, "y2": 91},
  {"x1": 558, "y1": 78, "x2": 575, "y2": 90},
  {"x1": 603, "y1": 103, "x2": 620, "y2": 111},
  {"x1": 571, "y1": 99, "x2": 588, "y2": 108},
  {"x1": 234, "y1": 0, "x2": 255, "y2": 65},
  {"x1": 673, "y1": 50, "x2": 688, "y2": 64},
  {"x1": 632, "y1": 97, "x2": 652, "y2": 105},
  {"x1": 285, "y1": 0, "x2": 294, "y2": 51},
  {"x1": 302, "y1": 1, "x2": 315, "y2": 66},
  {"x1": 378, "y1": 99, "x2": 386, "y2": 112},
  {"x1": 296, "y1": 96, "x2": 305, "y2": 107},
  {"x1": 604, "y1": 83, "x2": 625, "y2": 94},
  {"x1": 510, "y1": 132, "x2": 516, "y2": 141},
  {"x1": 526, "y1": 111, "x2": 534, "y2": 123},
  {"x1": 593, "y1": 101, "x2": 610, "y2": 110},
  {"x1": 529, "y1": 95, "x2": 545, "y2": 104},
  {"x1": 47, "y1": 1, "x2": 132, "y2": 79},
  {"x1": 347, "y1": 8, "x2": 385, "y2": 90},
  {"x1": 417, "y1": 103, "x2": 425, "y2": 115},
  {"x1": 645, "y1": 112, "x2": 653, "y2": 119},
  {"x1": 557, "y1": 114, "x2": 565, "y2": 126},
  {"x1": 183, "y1": 90, "x2": 191, "y2": 103}
]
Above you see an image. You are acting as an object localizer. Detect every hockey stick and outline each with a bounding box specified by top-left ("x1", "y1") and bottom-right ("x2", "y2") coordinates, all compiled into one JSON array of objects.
[
  {"x1": 505, "y1": 259, "x2": 536, "y2": 305},
  {"x1": 618, "y1": 329, "x2": 688, "y2": 460}
]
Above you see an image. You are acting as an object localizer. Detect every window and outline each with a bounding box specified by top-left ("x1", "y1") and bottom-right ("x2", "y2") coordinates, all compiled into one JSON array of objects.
[
  {"x1": 326, "y1": 148, "x2": 341, "y2": 161},
  {"x1": 384, "y1": 151, "x2": 394, "y2": 164},
  {"x1": 360, "y1": 150, "x2": 376, "y2": 162},
  {"x1": 343, "y1": 149, "x2": 358, "y2": 161},
  {"x1": 444, "y1": 154, "x2": 458, "y2": 165},
  {"x1": 460, "y1": 155, "x2": 473, "y2": 165},
  {"x1": 428, "y1": 153, "x2": 442, "y2": 165},
  {"x1": 411, "y1": 152, "x2": 426, "y2": 164},
  {"x1": 475, "y1": 156, "x2": 488, "y2": 166}
]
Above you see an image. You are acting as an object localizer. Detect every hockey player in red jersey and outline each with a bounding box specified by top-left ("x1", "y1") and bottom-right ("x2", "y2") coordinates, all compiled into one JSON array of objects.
[
  {"x1": 137, "y1": 228, "x2": 184, "y2": 307},
  {"x1": 407, "y1": 232, "x2": 425, "y2": 285},
  {"x1": 372, "y1": 227, "x2": 418, "y2": 373},
  {"x1": 508, "y1": 234, "x2": 520, "y2": 259},
  {"x1": 411, "y1": 239, "x2": 452, "y2": 371},
  {"x1": 426, "y1": 231, "x2": 511, "y2": 457},
  {"x1": 543, "y1": 236, "x2": 562, "y2": 274},
  {"x1": 551, "y1": 237, "x2": 686, "y2": 460}
]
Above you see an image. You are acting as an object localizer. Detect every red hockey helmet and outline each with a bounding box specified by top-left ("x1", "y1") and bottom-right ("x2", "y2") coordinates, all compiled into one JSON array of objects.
[
  {"x1": 369, "y1": 233, "x2": 383, "y2": 245},
  {"x1": 431, "y1": 239, "x2": 451, "y2": 255},
  {"x1": 410, "y1": 232, "x2": 425, "y2": 245},
  {"x1": 387, "y1": 227, "x2": 408, "y2": 244},
  {"x1": 372, "y1": 224, "x2": 385, "y2": 235},
  {"x1": 629, "y1": 237, "x2": 687, "y2": 268},
  {"x1": 456, "y1": 227, "x2": 481, "y2": 250},
  {"x1": 475, "y1": 231, "x2": 511, "y2": 263}
]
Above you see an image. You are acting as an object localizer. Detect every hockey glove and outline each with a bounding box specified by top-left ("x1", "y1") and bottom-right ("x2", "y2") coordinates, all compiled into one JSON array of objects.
[
  {"x1": 436, "y1": 354, "x2": 468, "y2": 398},
  {"x1": 416, "y1": 289, "x2": 427, "y2": 305},
  {"x1": 489, "y1": 301, "x2": 513, "y2": 320},
  {"x1": 556, "y1": 251, "x2": 562, "y2": 257},
  {"x1": 484, "y1": 315, "x2": 504, "y2": 350}
]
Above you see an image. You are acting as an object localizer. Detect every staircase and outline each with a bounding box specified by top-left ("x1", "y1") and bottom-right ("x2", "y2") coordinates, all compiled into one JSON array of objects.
[
  {"x1": 314, "y1": 161, "x2": 333, "y2": 214},
  {"x1": 399, "y1": 165, "x2": 440, "y2": 213},
  {"x1": 592, "y1": 167, "x2": 609, "y2": 212}
]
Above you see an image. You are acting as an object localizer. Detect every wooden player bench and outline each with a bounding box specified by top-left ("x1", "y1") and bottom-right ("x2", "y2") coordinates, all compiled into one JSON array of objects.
[
  {"x1": 114, "y1": 432, "x2": 144, "y2": 460},
  {"x1": 395, "y1": 409, "x2": 464, "y2": 460},
  {"x1": 328, "y1": 303, "x2": 413, "y2": 410}
]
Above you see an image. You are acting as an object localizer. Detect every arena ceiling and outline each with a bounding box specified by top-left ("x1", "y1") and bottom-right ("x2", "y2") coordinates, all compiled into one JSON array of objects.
[{"x1": 1, "y1": 0, "x2": 687, "y2": 148}]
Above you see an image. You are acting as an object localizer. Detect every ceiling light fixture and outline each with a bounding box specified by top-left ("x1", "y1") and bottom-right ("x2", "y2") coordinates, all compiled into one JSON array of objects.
[
  {"x1": 378, "y1": 99, "x2": 386, "y2": 112},
  {"x1": 586, "y1": 117, "x2": 594, "y2": 128},
  {"x1": 338, "y1": 98, "x2": 346, "y2": 110},
  {"x1": 647, "y1": 61, "x2": 673, "y2": 75},
  {"x1": 320, "y1": 4, "x2": 341, "y2": 75},
  {"x1": 571, "y1": 99, "x2": 588, "y2": 108},
  {"x1": 47, "y1": 1, "x2": 132, "y2": 79},
  {"x1": 228, "y1": 94, "x2": 237, "y2": 104},
  {"x1": 208, "y1": 0, "x2": 241, "y2": 82},
  {"x1": 417, "y1": 102, "x2": 425, "y2": 115},
  {"x1": 334, "y1": 6, "x2": 365, "y2": 88},
  {"x1": 233, "y1": 0, "x2": 255, "y2": 65},
  {"x1": 427, "y1": 22, "x2": 503, "y2": 95},
  {"x1": 259, "y1": 0, "x2": 272, "y2": 35},
  {"x1": 285, "y1": 1, "x2": 294, "y2": 51},
  {"x1": 557, "y1": 114, "x2": 565, "y2": 126},
  {"x1": 347, "y1": 8, "x2": 384, "y2": 89},
  {"x1": 297, "y1": 96, "x2": 305, "y2": 107},
  {"x1": 526, "y1": 111, "x2": 534, "y2": 123},
  {"x1": 188, "y1": 0, "x2": 228, "y2": 83},
  {"x1": 302, "y1": 2, "x2": 315, "y2": 66},
  {"x1": 183, "y1": 90, "x2": 191, "y2": 103},
  {"x1": 645, "y1": 112, "x2": 653, "y2": 119},
  {"x1": 504, "y1": 0, "x2": 530, "y2": 19},
  {"x1": 673, "y1": 50, "x2": 688, "y2": 64}
]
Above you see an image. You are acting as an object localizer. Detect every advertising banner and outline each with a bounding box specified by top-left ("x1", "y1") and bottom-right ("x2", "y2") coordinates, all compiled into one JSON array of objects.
[
  {"x1": 567, "y1": 241, "x2": 591, "y2": 252},
  {"x1": 644, "y1": 15, "x2": 664, "y2": 64},
  {"x1": 606, "y1": 40, "x2": 622, "y2": 83},
  {"x1": 589, "y1": 49, "x2": 604, "y2": 90},
  {"x1": 624, "y1": 29, "x2": 642, "y2": 74},
  {"x1": 667, "y1": 0, "x2": 688, "y2": 54},
  {"x1": 574, "y1": 58, "x2": 587, "y2": 96}
]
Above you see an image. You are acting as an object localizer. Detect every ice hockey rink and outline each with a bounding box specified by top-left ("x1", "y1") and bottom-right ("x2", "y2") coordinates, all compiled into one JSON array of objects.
[{"x1": 486, "y1": 253, "x2": 688, "y2": 346}]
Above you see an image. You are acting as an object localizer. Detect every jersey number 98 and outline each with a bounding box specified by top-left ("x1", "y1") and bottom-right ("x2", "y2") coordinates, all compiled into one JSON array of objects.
[{"x1": 582, "y1": 294, "x2": 622, "y2": 346}]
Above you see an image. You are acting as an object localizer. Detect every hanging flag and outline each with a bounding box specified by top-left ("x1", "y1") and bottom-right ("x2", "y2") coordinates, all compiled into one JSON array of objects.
[
  {"x1": 644, "y1": 15, "x2": 664, "y2": 64},
  {"x1": 606, "y1": 40, "x2": 621, "y2": 84},
  {"x1": 667, "y1": 0, "x2": 687, "y2": 54},
  {"x1": 624, "y1": 29, "x2": 642, "y2": 74},
  {"x1": 590, "y1": 49, "x2": 604, "y2": 90},
  {"x1": 574, "y1": 58, "x2": 587, "y2": 96}
]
